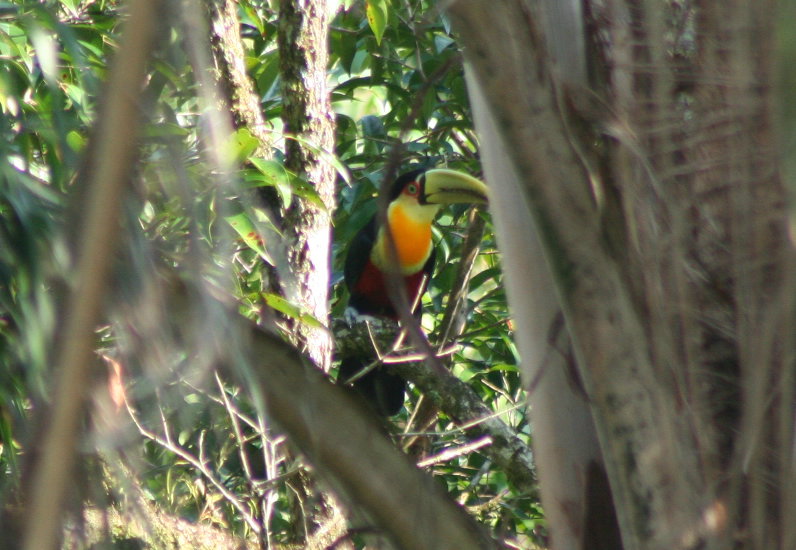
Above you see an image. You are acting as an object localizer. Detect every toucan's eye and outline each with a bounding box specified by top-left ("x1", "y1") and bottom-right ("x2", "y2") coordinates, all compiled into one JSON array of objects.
[{"x1": 405, "y1": 183, "x2": 419, "y2": 196}]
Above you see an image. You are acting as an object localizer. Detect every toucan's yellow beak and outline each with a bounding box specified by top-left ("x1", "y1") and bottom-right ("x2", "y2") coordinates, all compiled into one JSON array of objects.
[{"x1": 420, "y1": 169, "x2": 488, "y2": 205}]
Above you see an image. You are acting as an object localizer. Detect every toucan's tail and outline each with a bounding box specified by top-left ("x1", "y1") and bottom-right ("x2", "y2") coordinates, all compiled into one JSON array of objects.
[{"x1": 338, "y1": 356, "x2": 406, "y2": 416}]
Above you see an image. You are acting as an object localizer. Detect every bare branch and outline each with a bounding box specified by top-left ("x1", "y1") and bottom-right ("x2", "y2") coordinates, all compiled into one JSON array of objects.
[
  {"x1": 417, "y1": 436, "x2": 493, "y2": 468},
  {"x1": 125, "y1": 398, "x2": 263, "y2": 534}
]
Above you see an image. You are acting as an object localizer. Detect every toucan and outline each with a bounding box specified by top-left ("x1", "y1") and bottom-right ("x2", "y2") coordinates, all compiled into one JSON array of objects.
[{"x1": 339, "y1": 168, "x2": 488, "y2": 415}]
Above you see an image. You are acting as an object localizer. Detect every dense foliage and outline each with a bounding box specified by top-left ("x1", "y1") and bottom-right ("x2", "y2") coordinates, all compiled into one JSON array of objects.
[{"x1": 0, "y1": 0, "x2": 541, "y2": 546}]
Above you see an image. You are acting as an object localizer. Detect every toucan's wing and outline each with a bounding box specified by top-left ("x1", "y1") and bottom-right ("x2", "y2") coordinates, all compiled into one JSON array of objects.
[{"x1": 344, "y1": 216, "x2": 377, "y2": 294}]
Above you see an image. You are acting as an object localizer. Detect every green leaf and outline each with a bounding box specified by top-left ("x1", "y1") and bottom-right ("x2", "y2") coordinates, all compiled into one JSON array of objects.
[
  {"x1": 349, "y1": 48, "x2": 370, "y2": 74},
  {"x1": 143, "y1": 122, "x2": 189, "y2": 138},
  {"x1": 291, "y1": 177, "x2": 325, "y2": 209},
  {"x1": 366, "y1": 0, "x2": 388, "y2": 45},
  {"x1": 488, "y1": 363, "x2": 519, "y2": 374},
  {"x1": 232, "y1": 128, "x2": 261, "y2": 163},
  {"x1": 284, "y1": 133, "x2": 351, "y2": 187},
  {"x1": 264, "y1": 293, "x2": 302, "y2": 320},
  {"x1": 457, "y1": 365, "x2": 480, "y2": 383},
  {"x1": 360, "y1": 114, "x2": 385, "y2": 138},
  {"x1": 241, "y1": 4, "x2": 265, "y2": 35},
  {"x1": 249, "y1": 158, "x2": 293, "y2": 208},
  {"x1": 263, "y1": 293, "x2": 324, "y2": 329},
  {"x1": 421, "y1": 90, "x2": 436, "y2": 124},
  {"x1": 184, "y1": 393, "x2": 202, "y2": 404},
  {"x1": 65, "y1": 130, "x2": 85, "y2": 152},
  {"x1": 224, "y1": 211, "x2": 273, "y2": 265},
  {"x1": 58, "y1": 0, "x2": 81, "y2": 19},
  {"x1": 434, "y1": 34, "x2": 455, "y2": 54}
]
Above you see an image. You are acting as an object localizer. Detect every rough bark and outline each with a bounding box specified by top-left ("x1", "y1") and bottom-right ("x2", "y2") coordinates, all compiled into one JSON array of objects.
[
  {"x1": 205, "y1": 0, "x2": 272, "y2": 159},
  {"x1": 190, "y1": 0, "x2": 342, "y2": 543},
  {"x1": 274, "y1": 0, "x2": 343, "y2": 545},
  {"x1": 277, "y1": 0, "x2": 336, "y2": 372},
  {"x1": 450, "y1": 2, "x2": 706, "y2": 547},
  {"x1": 464, "y1": 1, "x2": 618, "y2": 547},
  {"x1": 452, "y1": 0, "x2": 794, "y2": 548},
  {"x1": 606, "y1": 1, "x2": 789, "y2": 545}
]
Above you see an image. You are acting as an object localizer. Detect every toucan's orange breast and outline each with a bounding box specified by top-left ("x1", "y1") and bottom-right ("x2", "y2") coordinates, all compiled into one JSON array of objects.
[{"x1": 386, "y1": 203, "x2": 433, "y2": 272}]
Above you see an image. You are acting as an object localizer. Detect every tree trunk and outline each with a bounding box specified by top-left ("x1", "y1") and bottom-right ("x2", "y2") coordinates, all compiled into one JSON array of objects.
[
  {"x1": 276, "y1": 0, "x2": 343, "y2": 545},
  {"x1": 464, "y1": 2, "x2": 621, "y2": 547},
  {"x1": 277, "y1": 0, "x2": 336, "y2": 372},
  {"x1": 452, "y1": 1, "x2": 794, "y2": 548},
  {"x1": 467, "y1": 73, "x2": 620, "y2": 550},
  {"x1": 205, "y1": 0, "x2": 272, "y2": 159},
  {"x1": 195, "y1": 0, "x2": 342, "y2": 544}
]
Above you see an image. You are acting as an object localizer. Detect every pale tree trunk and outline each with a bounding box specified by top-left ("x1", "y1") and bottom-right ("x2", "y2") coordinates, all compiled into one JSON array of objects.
[
  {"x1": 466, "y1": 73, "x2": 620, "y2": 550},
  {"x1": 465, "y1": 2, "x2": 620, "y2": 549},
  {"x1": 278, "y1": 0, "x2": 336, "y2": 372},
  {"x1": 451, "y1": 1, "x2": 795, "y2": 549},
  {"x1": 275, "y1": 0, "x2": 345, "y2": 546},
  {"x1": 452, "y1": 2, "x2": 706, "y2": 546}
]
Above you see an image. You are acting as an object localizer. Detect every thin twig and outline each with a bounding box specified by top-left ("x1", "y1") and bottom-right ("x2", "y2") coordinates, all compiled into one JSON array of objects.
[
  {"x1": 398, "y1": 402, "x2": 527, "y2": 438},
  {"x1": 125, "y1": 399, "x2": 263, "y2": 534},
  {"x1": 342, "y1": 272, "x2": 431, "y2": 385},
  {"x1": 417, "y1": 436, "x2": 493, "y2": 468},
  {"x1": 215, "y1": 372, "x2": 255, "y2": 482},
  {"x1": 182, "y1": 378, "x2": 265, "y2": 433},
  {"x1": 380, "y1": 345, "x2": 459, "y2": 364}
]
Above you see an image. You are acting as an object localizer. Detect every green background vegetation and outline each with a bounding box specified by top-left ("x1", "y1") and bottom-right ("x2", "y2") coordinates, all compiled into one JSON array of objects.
[{"x1": 0, "y1": 1, "x2": 541, "y2": 547}]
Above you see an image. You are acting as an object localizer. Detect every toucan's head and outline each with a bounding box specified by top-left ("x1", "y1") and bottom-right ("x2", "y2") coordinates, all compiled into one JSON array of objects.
[
  {"x1": 373, "y1": 168, "x2": 488, "y2": 273},
  {"x1": 385, "y1": 168, "x2": 488, "y2": 227},
  {"x1": 388, "y1": 168, "x2": 489, "y2": 207}
]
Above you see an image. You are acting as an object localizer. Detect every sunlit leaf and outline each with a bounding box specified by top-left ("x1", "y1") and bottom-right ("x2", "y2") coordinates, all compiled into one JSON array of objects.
[
  {"x1": 225, "y1": 211, "x2": 273, "y2": 265},
  {"x1": 366, "y1": 0, "x2": 388, "y2": 45},
  {"x1": 249, "y1": 157, "x2": 292, "y2": 208},
  {"x1": 263, "y1": 293, "x2": 324, "y2": 328},
  {"x1": 65, "y1": 129, "x2": 85, "y2": 152},
  {"x1": 232, "y1": 127, "x2": 261, "y2": 163}
]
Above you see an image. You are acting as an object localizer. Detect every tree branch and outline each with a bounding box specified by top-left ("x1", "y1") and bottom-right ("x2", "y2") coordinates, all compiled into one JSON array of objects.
[
  {"x1": 333, "y1": 318, "x2": 537, "y2": 495},
  {"x1": 392, "y1": 354, "x2": 537, "y2": 494},
  {"x1": 166, "y1": 281, "x2": 495, "y2": 550},
  {"x1": 22, "y1": 1, "x2": 162, "y2": 548}
]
